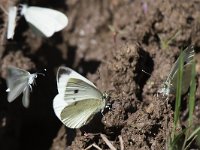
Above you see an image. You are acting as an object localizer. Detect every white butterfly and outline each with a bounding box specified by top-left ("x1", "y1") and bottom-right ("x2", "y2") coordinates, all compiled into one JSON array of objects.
[
  {"x1": 7, "y1": 4, "x2": 68, "y2": 39},
  {"x1": 53, "y1": 66, "x2": 108, "y2": 129},
  {"x1": 158, "y1": 46, "x2": 195, "y2": 96},
  {"x1": 7, "y1": 6, "x2": 17, "y2": 39},
  {"x1": 6, "y1": 66, "x2": 39, "y2": 108}
]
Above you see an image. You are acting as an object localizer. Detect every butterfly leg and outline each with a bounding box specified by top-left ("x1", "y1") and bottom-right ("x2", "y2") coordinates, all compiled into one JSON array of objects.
[{"x1": 29, "y1": 84, "x2": 33, "y2": 92}]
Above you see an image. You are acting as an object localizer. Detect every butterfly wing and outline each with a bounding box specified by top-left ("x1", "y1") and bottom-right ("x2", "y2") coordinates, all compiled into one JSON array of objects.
[
  {"x1": 162, "y1": 46, "x2": 195, "y2": 95},
  {"x1": 166, "y1": 46, "x2": 194, "y2": 83},
  {"x1": 56, "y1": 66, "x2": 96, "y2": 94},
  {"x1": 60, "y1": 99, "x2": 105, "y2": 128},
  {"x1": 7, "y1": 6, "x2": 17, "y2": 39},
  {"x1": 22, "y1": 6, "x2": 68, "y2": 37},
  {"x1": 170, "y1": 60, "x2": 194, "y2": 94},
  {"x1": 6, "y1": 66, "x2": 30, "y2": 102},
  {"x1": 53, "y1": 67, "x2": 106, "y2": 128}
]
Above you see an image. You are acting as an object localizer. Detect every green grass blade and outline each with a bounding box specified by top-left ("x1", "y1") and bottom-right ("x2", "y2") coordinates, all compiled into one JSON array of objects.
[
  {"x1": 186, "y1": 126, "x2": 200, "y2": 142},
  {"x1": 170, "y1": 128, "x2": 187, "y2": 150},
  {"x1": 188, "y1": 60, "x2": 196, "y2": 127},
  {"x1": 172, "y1": 49, "x2": 184, "y2": 139}
]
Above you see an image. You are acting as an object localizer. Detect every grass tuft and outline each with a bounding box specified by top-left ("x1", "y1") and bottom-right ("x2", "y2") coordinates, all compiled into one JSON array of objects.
[{"x1": 168, "y1": 46, "x2": 198, "y2": 150}]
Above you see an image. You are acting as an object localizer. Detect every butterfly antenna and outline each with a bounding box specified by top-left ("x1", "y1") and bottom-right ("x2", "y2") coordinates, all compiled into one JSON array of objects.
[
  {"x1": 142, "y1": 69, "x2": 151, "y2": 76},
  {"x1": 36, "y1": 69, "x2": 47, "y2": 76}
]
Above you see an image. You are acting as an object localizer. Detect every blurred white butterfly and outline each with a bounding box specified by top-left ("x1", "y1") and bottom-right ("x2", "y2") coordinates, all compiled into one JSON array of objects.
[
  {"x1": 7, "y1": 6, "x2": 17, "y2": 39},
  {"x1": 158, "y1": 46, "x2": 195, "y2": 96},
  {"x1": 6, "y1": 66, "x2": 44, "y2": 108},
  {"x1": 7, "y1": 4, "x2": 68, "y2": 39},
  {"x1": 53, "y1": 66, "x2": 108, "y2": 129}
]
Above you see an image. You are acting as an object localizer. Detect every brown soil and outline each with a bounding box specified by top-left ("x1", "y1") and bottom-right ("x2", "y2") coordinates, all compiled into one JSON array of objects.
[{"x1": 0, "y1": 0, "x2": 200, "y2": 150}]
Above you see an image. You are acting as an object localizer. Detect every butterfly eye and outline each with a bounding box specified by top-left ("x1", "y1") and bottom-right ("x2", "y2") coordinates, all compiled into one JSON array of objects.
[{"x1": 102, "y1": 93, "x2": 109, "y2": 100}]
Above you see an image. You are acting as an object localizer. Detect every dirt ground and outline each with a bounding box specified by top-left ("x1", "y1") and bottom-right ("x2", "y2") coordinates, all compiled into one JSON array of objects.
[{"x1": 0, "y1": 0, "x2": 200, "y2": 150}]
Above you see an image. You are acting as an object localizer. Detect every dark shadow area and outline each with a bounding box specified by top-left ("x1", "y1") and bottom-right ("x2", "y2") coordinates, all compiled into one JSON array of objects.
[
  {"x1": 77, "y1": 59, "x2": 101, "y2": 75},
  {"x1": 18, "y1": 68, "x2": 61, "y2": 150},
  {"x1": 25, "y1": 0, "x2": 68, "y2": 10},
  {"x1": 104, "y1": 125, "x2": 123, "y2": 141},
  {"x1": 66, "y1": 45, "x2": 77, "y2": 68},
  {"x1": 144, "y1": 120, "x2": 162, "y2": 148},
  {"x1": 65, "y1": 128, "x2": 76, "y2": 146},
  {"x1": 134, "y1": 47, "x2": 154, "y2": 101},
  {"x1": 80, "y1": 113, "x2": 105, "y2": 134},
  {"x1": 13, "y1": 17, "x2": 28, "y2": 43}
]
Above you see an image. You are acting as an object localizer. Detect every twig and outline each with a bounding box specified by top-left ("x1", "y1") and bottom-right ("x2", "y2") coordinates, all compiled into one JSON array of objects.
[
  {"x1": 85, "y1": 143, "x2": 102, "y2": 150},
  {"x1": 100, "y1": 134, "x2": 116, "y2": 150},
  {"x1": 0, "y1": 5, "x2": 8, "y2": 14},
  {"x1": 118, "y1": 135, "x2": 124, "y2": 150}
]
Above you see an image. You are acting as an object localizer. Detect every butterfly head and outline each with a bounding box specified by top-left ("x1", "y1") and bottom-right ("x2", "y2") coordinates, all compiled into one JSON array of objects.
[
  {"x1": 102, "y1": 92, "x2": 109, "y2": 101},
  {"x1": 29, "y1": 69, "x2": 47, "y2": 85},
  {"x1": 102, "y1": 92, "x2": 111, "y2": 107},
  {"x1": 158, "y1": 81, "x2": 175, "y2": 96},
  {"x1": 19, "y1": 4, "x2": 28, "y2": 16},
  {"x1": 29, "y1": 73, "x2": 38, "y2": 85}
]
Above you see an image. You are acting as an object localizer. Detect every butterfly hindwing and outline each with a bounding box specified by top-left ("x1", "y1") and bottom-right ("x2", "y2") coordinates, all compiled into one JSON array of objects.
[
  {"x1": 61, "y1": 99, "x2": 105, "y2": 128},
  {"x1": 22, "y1": 87, "x2": 30, "y2": 108}
]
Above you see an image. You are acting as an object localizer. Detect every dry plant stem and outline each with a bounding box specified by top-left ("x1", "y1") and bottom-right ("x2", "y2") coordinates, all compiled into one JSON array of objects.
[
  {"x1": 118, "y1": 135, "x2": 124, "y2": 150},
  {"x1": 0, "y1": 5, "x2": 7, "y2": 45},
  {"x1": 0, "y1": 5, "x2": 8, "y2": 14},
  {"x1": 0, "y1": 26, "x2": 6, "y2": 45},
  {"x1": 85, "y1": 143, "x2": 102, "y2": 150},
  {"x1": 100, "y1": 134, "x2": 117, "y2": 150}
]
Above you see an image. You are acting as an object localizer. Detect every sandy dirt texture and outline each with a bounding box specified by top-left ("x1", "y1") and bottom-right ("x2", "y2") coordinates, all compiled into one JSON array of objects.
[{"x1": 0, "y1": 0, "x2": 200, "y2": 150}]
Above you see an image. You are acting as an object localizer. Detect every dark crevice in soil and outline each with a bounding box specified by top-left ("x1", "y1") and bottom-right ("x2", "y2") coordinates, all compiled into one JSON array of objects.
[
  {"x1": 105, "y1": 125, "x2": 123, "y2": 141},
  {"x1": 144, "y1": 120, "x2": 162, "y2": 148},
  {"x1": 134, "y1": 47, "x2": 154, "y2": 101},
  {"x1": 65, "y1": 128, "x2": 76, "y2": 146}
]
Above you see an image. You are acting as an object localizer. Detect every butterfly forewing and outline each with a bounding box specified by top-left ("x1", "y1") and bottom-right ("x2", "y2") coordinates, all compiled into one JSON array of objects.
[
  {"x1": 64, "y1": 78, "x2": 103, "y2": 103},
  {"x1": 57, "y1": 67, "x2": 96, "y2": 88},
  {"x1": 61, "y1": 99, "x2": 105, "y2": 128},
  {"x1": 166, "y1": 46, "x2": 194, "y2": 84},
  {"x1": 160, "y1": 46, "x2": 195, "y2": 95},
  {"x1": 6, "y1": 67, "x2": 30, "y2": 102},
  {"x1": 170, "y1": 61, "x2": 194, "y2": 94}
]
